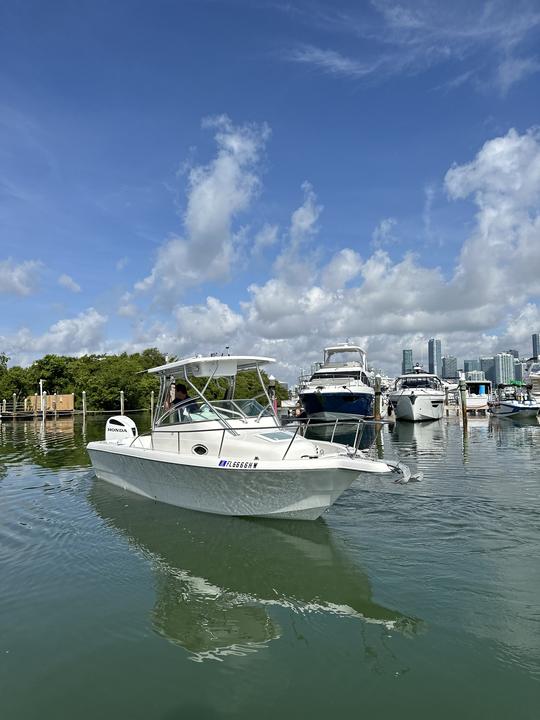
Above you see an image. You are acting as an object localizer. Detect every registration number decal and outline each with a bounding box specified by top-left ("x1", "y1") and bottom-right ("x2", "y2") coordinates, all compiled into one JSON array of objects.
[{"x1": 218, "y1": 459, "x2": 259, "y2": 469}]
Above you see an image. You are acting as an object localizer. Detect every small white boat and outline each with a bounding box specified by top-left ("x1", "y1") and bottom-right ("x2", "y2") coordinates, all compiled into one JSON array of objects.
[
  {"x1": 463, "y1": 379, "x2": 492, "y2": 413},
  {"x1": 87, "y1": 354, "x2": 409, "y2": 520},
  {"x1": 488, "y1": 383, "x2": 539, "y2": 419},
  {"x1": 299, "y1": 343, "x2": 374, "y2": 421},
  {"x1": 388, "y1": 366, "x2": 445, "y2": 422}
]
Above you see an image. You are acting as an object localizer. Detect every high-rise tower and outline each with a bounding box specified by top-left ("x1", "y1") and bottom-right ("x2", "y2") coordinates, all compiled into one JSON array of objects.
[
  {"x1": 402, "y1": 349, "x2": 413, "y2": 374},
  {"x1": 494, "y1": 353, "x2": 515, "y2": 385},
  {"x1": 442, "y1": 356, "x2": 457, "y2": 379},
  {"x1": 533, "y1": 333, "x2": 539, "y2": 359},
  {"x1": 428, "y1": 338, "x2": 442, "y2": 376}
]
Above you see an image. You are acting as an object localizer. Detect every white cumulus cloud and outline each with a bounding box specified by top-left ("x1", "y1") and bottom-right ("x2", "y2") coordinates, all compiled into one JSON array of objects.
[
  {"x1": 0, "y1": 258, "x2": 42, "y2": 295},
  {"x1": 175, "y1": 297, "x2": 244, "y2": 346},
  {"x1": 0, "y1": 308, "x2": 108, "y2": 365},
  {"x1": 135, "y1": 115, "x2": 270, "y2": 305}
]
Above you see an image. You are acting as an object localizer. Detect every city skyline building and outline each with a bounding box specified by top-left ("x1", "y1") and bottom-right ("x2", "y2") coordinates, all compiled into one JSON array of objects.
[
  {"x1": 442, "y1": 355, "x2": 458, "y2": 379},
  {"x1": 428, "y1": 338, "x2": 442, "y2": 376},
  {"x1": 464, "y1": 359, "x2": 480, "y2": 373},
  {"x1": 480, "y1": 357, "x2": 495, "y2": 383},
  {"x1": 466, "y1": 370, "x2": 486, "y2": 382},
  {"x1": 513, "y1": 361, "x2": 526, "y2": 382},
  {"x1": 506, "y1": 349, "x2": 520, "y2": 359},
  {"x1": 533, "y1": 333, "x2": 539, "y2": 359},
  {"x1": 465, "y1": 370, "x2": 486, "y2": 382},
  {"x1": 494, "y1": 353, "x2": 515, "y2": 385},
  {"x1": 402, "y1": 349, "x2": 413, "y2": 375}
]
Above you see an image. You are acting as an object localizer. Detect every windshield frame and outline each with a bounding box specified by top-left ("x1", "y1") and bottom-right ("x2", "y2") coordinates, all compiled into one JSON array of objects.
[{"x1": 154, "y1": 362, "x2": 278, "y2": 433}]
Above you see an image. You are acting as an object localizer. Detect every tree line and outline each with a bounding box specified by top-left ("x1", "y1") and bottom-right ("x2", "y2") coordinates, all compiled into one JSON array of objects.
[{"x1": 0, "y1": 350, "x2": 288, "y2": 411}]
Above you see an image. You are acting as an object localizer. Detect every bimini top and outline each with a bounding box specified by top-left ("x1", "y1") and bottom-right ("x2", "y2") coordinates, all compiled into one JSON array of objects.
[
  {"x1": 147, "y1": 355, "x2": 275, "y2": 378},
  {"x1": 324, "y1": 344, "x2": 365, "y2": 354},
  {"x1": 323, "y1": 344, "x2": 367, "y2": 367}
]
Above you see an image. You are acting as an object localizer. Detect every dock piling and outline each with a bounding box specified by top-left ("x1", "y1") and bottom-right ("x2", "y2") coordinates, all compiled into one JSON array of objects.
[
  {"x1": 459, "y1": 379, "x2": 468, "y2": 427},
  {"x1": 82, "y1": 391, "x2": 87, "y2": 417},
  {"x1": 374, "y1": 375, "x2": 382, "y2": 421}
]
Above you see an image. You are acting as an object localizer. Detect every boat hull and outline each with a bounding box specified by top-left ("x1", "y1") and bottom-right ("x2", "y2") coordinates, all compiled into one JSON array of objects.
[
  {"x1": 390, "y1": 394, "x2": 444, "y2": 422},
  {"x1": 299, "y1": 390, "x2": 374, "y2": 421},
  {"x1": 488, "y1": 401, "x2": 539, "y2": 418},
  {"x1": 465, "y1": 396, "x2": 489, "y2": 412},
  {"x1": 87, "y1": 442, "x2": 386, "y2": 520}
]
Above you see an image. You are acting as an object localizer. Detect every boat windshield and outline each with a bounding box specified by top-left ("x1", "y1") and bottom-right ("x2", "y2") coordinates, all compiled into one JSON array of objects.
[
  {"x1": 396, "y1": 377, "x2": 441, "y2": 390},
  {"x1": 311, "y1": 371, "x2": 369, "y2": 383},
  {"x1": 212, "y1": 399, "x2": 273, "y2": 418},
  {"x1": 157, "y1": 398, "x2": 272, "y2": 426},
  {"x1": 323, "y1": 350, "x2": 365, "y2": 367}
]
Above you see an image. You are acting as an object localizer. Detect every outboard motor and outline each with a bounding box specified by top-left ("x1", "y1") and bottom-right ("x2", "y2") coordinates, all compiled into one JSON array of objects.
[{"x1": 105, "y1": 416, "x2": 138, "y2": 444}]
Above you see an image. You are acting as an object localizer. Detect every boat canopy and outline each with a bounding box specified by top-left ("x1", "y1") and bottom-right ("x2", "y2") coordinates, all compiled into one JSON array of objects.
[
  {"x1": 147, "y1": 355, "x2": 275, "y2": 378},
  {"x1": 323, "y1": 345, "x2": 367, "y2": 367}
]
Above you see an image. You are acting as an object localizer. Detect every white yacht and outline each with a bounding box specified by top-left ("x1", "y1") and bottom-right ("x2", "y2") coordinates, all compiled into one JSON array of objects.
[
  {"x1": 298, "y1": 344, "x2": 374, "y2": 421},
  {"x1": 388, "y1": 366, "x2": 445, "y2": 422},
  {"x1": 87, "y1": 354, "x2": 410, "y2": 521}
]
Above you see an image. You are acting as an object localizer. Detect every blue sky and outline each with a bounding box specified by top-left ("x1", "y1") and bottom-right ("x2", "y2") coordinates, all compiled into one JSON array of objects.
[{"x1": 1, "y1": 0, "x2": 540, "y2": 379}]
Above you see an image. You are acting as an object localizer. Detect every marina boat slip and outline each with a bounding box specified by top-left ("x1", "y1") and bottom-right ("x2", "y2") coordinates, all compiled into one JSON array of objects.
[
  {"x1": 87, "y1": 354, "x2": 410, "y2": 520},
  {"x1": 298, "y1": 343, "x2": 374, "y2": 421},
  {"x1": 389, "y1": 366, "x2": 445, "y2": 422},
  {"x1": 488, "y1": 382, "x2": 539, "y2": 419}
]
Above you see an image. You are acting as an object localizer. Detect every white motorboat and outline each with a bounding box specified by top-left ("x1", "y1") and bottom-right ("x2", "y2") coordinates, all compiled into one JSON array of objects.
[
  {"x1": 87, "y1": 355, "x2": 409, "y2": 521},
  {"x1": 488, "y1": 383, "x2": 539, "y2": 419},
  {"x1": 388, "y1": 366, "x2": 445, "y2": 422},
  {"x1": 462, "y1": 379, "x2": 492, "y2": 413},
  {"x1": 298, "y1": 343, "x2": 374, "y2": 421}
]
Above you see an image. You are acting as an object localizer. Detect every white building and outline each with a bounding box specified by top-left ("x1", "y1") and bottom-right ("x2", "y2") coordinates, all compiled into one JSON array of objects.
[{"x1": 494, "y1": 353, "x2": 515, "y2": 385}]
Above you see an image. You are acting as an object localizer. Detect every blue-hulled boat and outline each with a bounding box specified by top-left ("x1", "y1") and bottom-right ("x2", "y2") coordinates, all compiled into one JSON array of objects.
[{"x1": 298, "y1": 343, "x2": 374, "y2": 421}]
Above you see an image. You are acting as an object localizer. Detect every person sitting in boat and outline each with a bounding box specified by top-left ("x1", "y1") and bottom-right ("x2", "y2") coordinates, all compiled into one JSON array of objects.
[
  {"x1": 294, "y1": 401, "x2": 307, "y2": 419},
  {"x1": 171, "y1": 383, "x2": 199, "y2": 422}
]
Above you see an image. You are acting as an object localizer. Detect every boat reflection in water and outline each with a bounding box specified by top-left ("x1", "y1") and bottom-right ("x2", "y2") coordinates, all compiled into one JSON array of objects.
[
  {"x1": 388, "y1": 419, "x2": 448, "y2": 457},
  {"x1": 490, "y1": 414, "x2": 539, "y2": 429},
  {"x1": 90, "y1": 481, "x2": 419, "y2": 662},
  {"x1": 489, "y1": 414, "x2": 540, "y2": 450}
]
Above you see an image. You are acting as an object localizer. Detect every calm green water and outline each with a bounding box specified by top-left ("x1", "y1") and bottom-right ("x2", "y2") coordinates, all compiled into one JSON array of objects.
[{"x1": 1, "y1": 414, "x2": 539, "y2": 719}]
